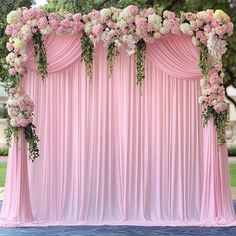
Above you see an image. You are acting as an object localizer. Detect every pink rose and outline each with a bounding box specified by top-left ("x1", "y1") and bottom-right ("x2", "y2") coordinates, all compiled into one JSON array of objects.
[
  {"x1": 18, "y1": 67, "x2": 25, "y2": 75},
  {"x1": 135, "y1": 17, "x2": 148, "y2": 29},
  {"x1": 106, "y1": 20, "x2": 116, "y2": 29},
  {"x1": 88, "y1": 10, "x2": 100, "y2": 20},
  {"x1": 226, "y1": 22, "x2": 234, "y2": 34},
  {"x1": 73, "y1": 21, "x2": 84, "y2": 32},
  {"x1": 6, "y1": 42, "x2": 14, "y2": 51},
  {"x1": 9, "y1": 88, "x2": 17, "y2": 95},
  {"x1": 215, "y1": 26, "x2": 225, "y2": 37},
  {"x1": 35, "y1": 8, "x2": 45, "y2": 19},
  {"x1": 5, "y1": 25, "x2": 13, "y2": 36},
  {"x1": 9, "y1": 68, "x2": 16, "y2": 76},
  {"x1": 49, "y1": 19, "x2": 59, "y2": 30},
  {"x1": 204, "y1": 25, "x2": 212, "y2": 33},
  {"x1": 60, "y1": 19, "x2": 70, "y2": 28},
  {"x1": 185, "y1": 12, "x2": 197, "y2": 21}
]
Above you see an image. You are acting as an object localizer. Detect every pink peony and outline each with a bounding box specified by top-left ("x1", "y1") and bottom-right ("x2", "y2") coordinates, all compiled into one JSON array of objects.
[
  {"x1": 49, "y1": 19, "x2": 59, "y2": 30},
  {"x1": 9, "y1": 67, "x2": 16, "y2": 76},
  {"x1": 6, "y1": 42, "x2": 14, "y2": 51},
  {"x1": 226, "y1": 22, "x2": 234, "y2": 34},
  {"x1": 35, "y1": 8, "x2": 45, "y2": 19},
  {"x1": 204, "y1": 25, "x2": 212, "y2": 33},
  {"x1": 88, "y1": 10, "x2": 100, "y2": 20},
  {"x1": 215, "y1": 26, "x2": 225, "y2": 37},
  {"x1": 185, "y1": 12, "x2": 197, "y2": 21},
  {"x1": 5, "y1": 25, "x2": 13, "y2": 36},
  {"x1": 126, "y1": 5, "x2": 139, "y2": 15},
  {"x1": 163, "y1": 10, "x2": 176, "y2": 19},
  {"x1": 37, "y1": 17, "x2": 48, "y2": 29},
  {"x1": 135, "y1": 17, "x2": 148, "y2": 29},
  {"x1": 60, "y1": 19, "x2": 70, "y2": 28},
  {"x1": 22, "y1": 9, "x2": 35, "y2": 21},
  {"x1": 92, "y1": 24, "x2": 103, "y2": 37},
  {"x1": 106, "y1": 20, "x2": 116, "y2": 29}
]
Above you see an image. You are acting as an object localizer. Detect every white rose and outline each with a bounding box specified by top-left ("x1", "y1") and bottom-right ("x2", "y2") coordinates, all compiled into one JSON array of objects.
[
  {"x1": 27, "y1": 19, "x2": 37, "y2": 27},
  {"x1": 84, "y1": 22, "x2": 92, "y2": 33},
  {"x1": 13, "y1": 58, "x2": 21, "y2": 67},
  {"x1": 40, "y1": 25, "x2": 52, "y2": 35},
  {"x1": 7, "y1": 9, "x2": 22, "y2": 24},
  {"x1": 202, "y1": 88, "x2": 210, "y2": 95},
  {"x1": 6, "y1": 52, "x2": 17, "y2": 63},
  {"x1": 13, "y1": 38, "x2": 27, "y2": 51},
  {"x1": 153, "y1": 23, "x2": 162, "y2": 31}
]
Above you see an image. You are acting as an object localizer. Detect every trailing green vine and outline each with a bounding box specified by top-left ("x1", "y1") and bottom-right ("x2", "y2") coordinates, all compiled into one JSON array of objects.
[
  {"x1": 199, "y1": 45, "x2": 209, "y2": 76},
  {"x1": 32, "y1": 31, "x2": 48, "y2": 80},
  {"x1": 81, "y1": 33, "x2": 94, "y2": 80},
  {"x1": 5, "y1": 120, "x2": 19, "y2": 146},
  {"x1": 25, "y1": 123, "x2": 40, "y2": 161},
  {"x1": 107, "y1": 41, "x2": 119, "y2": 78},
  {"x1": 135, "y1": 39, "x2": 146, "y2": 86}
]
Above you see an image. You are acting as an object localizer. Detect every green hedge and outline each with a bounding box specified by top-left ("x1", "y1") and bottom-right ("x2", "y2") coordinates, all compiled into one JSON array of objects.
[
  {"x1": 228, "y1": 147, "x2": 236, "y2": 156},
  {"x1": 0, "y1": 146, "x2": 8, "y2": 156}
]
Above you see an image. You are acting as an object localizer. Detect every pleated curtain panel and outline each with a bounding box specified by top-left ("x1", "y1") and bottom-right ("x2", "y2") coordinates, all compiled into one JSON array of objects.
[{"x1": 0, "y1": 33, "x2": 235, "y2": 226}]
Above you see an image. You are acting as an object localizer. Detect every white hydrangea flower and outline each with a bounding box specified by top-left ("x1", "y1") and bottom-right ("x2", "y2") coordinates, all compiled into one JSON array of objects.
[
  {"x1": 191, "y1": 36, "x2": 199, "y2": 46},
  {"x1": 117, "y1": 19, "x2": 128, "y2": 29},
  {"x1": 200, "y1": 78, "x2": 206, "y2": 87},
  {"x1": 148, "y1": 14, "x2": 162, "y2": 25},
  {"x1": 7, "y1": 9, "x2": 22, "y2": 24},
  {"x1": 40, "y1": 25, "x2": 52, "y2": 35},
  {"x1": 180, "y1": 23, "x2": 191, "y2": 34},
  {"x1": 100, "y1": 8, "x2": 112, "y2": 17},
  {"x1": 154, "y1": 32, "x2": 161, "y2": 39},
  {"x1": 84, "y1": 22, "x2": 92, "y2": 33},
  {"x1": 198, "y1": 96, "x2": 205, "y2": 104},
  {"x1": 196, "y1": 11, "x2": 206, "y2": 20},
  {"x1": 190, "y1": 21, "x2": 196, "y2": 30},
  {"x1": 207, "y1": 32, "x2": 227, "y2": 61},
  {"x1": 160, "y1": 26, "x2": 170, "y2": 34}
]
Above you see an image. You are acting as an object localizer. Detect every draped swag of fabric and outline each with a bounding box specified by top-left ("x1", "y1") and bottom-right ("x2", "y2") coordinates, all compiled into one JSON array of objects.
[{"x1": 0, "y1": 34, "x2": 235, "y2": 226}]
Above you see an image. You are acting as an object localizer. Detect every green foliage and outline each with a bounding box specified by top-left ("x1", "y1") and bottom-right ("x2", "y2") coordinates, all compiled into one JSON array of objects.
[
  {"x1": 81, "y1": 33, "x2": 94, "y2": 79},
  {"x1": 229, "y1": 147, "x2": 236, "y2": 156},
  {"x1": 4, "y1": 120, "x2": 19, "y2": 146},
  {"x1": 202, "y1": 106, "x2": 228, "y2": 144},
  {"x1": 25, "y1": 123, "x2": 40, "y2": 161},
  {"x1": 229, "y1": 164, "x2": 236, "y2": 187},
  {"x1": 107, "y1": 41, "x2": 119, "y2": 78},
  {"x1": 0, "y1": 146, "x2": 8, "y2": 156},
  {"x1": 199, "y1": 45, "x2": 209, "y2": 76},
  {"x1": 32, "y1": 31, "x2": 48, "y2": 80},
  {"x1": 0, "y1": 163, "x2": 7, "y2": 187},
  {"x1": 0, "y1": 105, "x2": 8, "y2": 119},
  {"x1": 135, "y1": 39, "x2": 146, "y2": 86}
]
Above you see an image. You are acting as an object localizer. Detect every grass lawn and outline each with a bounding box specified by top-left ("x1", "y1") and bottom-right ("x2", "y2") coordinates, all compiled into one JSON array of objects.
[
  {"x1": 0, "y1": 163, "x2": 235, "y2": 187},
  {"x1": 0, "y1": 162, "x2": 7, "y2": 187}
]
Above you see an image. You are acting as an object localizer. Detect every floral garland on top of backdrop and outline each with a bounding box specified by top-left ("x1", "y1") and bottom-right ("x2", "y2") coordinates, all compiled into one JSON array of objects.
[{"x1": 3, "y1": 6, "x2": 233, "y2": 157}]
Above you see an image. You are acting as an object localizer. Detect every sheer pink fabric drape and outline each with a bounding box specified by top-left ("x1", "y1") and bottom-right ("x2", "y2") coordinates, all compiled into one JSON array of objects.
[{"x1": 0, "y1": 34, "x2": 235, "y2": 226}]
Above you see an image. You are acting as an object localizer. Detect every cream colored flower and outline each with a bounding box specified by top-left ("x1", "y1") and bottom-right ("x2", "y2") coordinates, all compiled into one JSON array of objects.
[
  {"x1": 191, "y1": 36, "x2": 199, "y2": 46},
  {"x1": 154, "y1": 32, "x2": 161, "y2": 39},
  {"x1": 7, "y1": 9, "x2": 22, "y2": 24},
  {"x1": 13, "y1": 38, "x2": 27, "y2": 51},
  {"x1": 213, "y1": 10, "x2": 230, "y2": 21}
]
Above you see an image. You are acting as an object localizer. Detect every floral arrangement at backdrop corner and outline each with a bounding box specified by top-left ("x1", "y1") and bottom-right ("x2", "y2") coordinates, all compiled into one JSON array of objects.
[{"x1": 3, "y1": 6, "x2": 233, "y2": 159}]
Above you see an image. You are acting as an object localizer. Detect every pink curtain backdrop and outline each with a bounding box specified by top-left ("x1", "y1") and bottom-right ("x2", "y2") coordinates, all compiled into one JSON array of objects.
[{"x1": 0, "y1": 34, "x2": 235, "y2": 226}]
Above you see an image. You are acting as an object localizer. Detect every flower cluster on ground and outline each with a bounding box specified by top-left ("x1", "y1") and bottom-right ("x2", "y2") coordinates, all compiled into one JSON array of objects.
[{"x1": 4, "y1": 6, "x2": 233, "y2": 146}]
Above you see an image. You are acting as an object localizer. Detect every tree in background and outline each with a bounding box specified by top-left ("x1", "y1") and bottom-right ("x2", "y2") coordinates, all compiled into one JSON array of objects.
[
  {"x1": 0, "y1": 0, "x2": 34, "y2": 86},
  {"x1": 45, "y1": 0, "x2": 236, "y2": 107}
]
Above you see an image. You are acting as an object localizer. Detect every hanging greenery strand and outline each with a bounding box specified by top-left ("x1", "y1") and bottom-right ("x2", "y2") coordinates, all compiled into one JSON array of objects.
[
  {"x1": 32, "y1": 31, "x2": 48, "y2": 80},
  {"x1": 135, "y1": 39, "x2": 146, "y2": 86},
  {"x1": 107, "y1": 41, "x2": 119, "y2": 78},
  {"x1": 81, "y1": 33, "x2": 94, "y2": 80}
]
